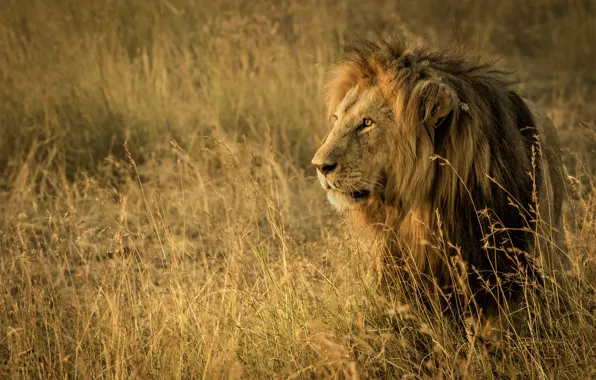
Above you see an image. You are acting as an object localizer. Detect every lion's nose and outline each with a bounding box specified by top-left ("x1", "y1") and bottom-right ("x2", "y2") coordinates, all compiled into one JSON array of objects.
[{"x1": 315, "y1": 162, "x2": 338, "y2": 176}]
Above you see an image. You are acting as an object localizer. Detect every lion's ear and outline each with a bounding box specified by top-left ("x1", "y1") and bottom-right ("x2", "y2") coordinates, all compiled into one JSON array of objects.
[{"x1": 410, "y1": 80, "x2": 457, "y2": 128}]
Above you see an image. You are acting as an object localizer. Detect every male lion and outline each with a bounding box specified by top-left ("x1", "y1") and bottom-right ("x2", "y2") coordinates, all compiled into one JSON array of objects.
[{"x1": 312, "y1": 37, "x2": 568, "y2": 326}]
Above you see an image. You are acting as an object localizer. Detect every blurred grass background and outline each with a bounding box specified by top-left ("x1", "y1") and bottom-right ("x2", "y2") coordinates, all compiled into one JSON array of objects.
[{"x1": 0, "y1": 0, "x2": 595, "y2": 378}]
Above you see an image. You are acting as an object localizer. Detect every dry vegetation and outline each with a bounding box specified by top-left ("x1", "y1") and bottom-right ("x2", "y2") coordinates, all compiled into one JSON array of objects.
[{"x1": 1, "y1": 0, "x2": 596, "y2": 378}]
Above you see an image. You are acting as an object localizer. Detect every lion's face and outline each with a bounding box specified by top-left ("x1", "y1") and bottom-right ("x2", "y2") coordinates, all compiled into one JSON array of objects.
[{"x1": 312, "y1": 86, "x2": 395, "y2": 212}]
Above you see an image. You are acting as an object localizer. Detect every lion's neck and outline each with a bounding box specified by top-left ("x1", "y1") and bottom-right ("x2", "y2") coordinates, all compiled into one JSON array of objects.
[{"x1": 357, "y1": 201, "x2": 440, "y2": 273}]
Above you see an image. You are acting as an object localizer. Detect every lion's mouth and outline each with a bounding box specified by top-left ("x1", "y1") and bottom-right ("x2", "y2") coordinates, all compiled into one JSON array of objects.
[
  {"x1": 325, "y1": 188, "x2": 371, "y2": 211},
  {"x1": 349, "y1": 190, "x2": 370, "y2": 200}
]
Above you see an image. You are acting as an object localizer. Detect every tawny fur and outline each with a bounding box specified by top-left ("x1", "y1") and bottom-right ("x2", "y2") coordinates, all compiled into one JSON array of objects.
[{"x1": 313, "y1": 37, "x2": 567, "y2": 323}]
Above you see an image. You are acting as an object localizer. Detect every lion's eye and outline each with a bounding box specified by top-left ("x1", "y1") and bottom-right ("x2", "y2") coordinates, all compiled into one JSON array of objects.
[{"x1": 357, "y1": 118, "x2": 375, "y2": 134}]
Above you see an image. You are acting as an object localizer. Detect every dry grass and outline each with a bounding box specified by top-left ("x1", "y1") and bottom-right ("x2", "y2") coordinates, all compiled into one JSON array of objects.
[{"x1": 1, "y1": 0, "x2": 595, "y2": 378}]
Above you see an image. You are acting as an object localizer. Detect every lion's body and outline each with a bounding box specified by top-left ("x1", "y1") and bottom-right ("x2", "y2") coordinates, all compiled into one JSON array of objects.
[{"x1": 312, "y1": 38, "x2": 567, "y2": 322}]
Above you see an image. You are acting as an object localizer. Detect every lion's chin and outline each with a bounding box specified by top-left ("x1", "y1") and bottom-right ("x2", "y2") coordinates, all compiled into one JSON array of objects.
[{"x1": 326, "y1": 189, "x2": 370, "y2": 212}]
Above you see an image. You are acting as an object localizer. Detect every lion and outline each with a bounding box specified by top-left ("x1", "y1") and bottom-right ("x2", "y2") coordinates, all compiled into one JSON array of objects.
[{"x1": 312, "y1": 37, "x2": 568, "y2": 328}]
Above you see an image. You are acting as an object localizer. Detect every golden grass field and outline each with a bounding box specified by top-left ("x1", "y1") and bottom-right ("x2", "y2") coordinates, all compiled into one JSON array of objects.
[{"x1": 1, "y1": 0, "x2": 596, "y2": 378}]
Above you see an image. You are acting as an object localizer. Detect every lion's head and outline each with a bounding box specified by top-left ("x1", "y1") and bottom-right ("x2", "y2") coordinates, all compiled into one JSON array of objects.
[
  {"x1": 312, "y1": 38, "x2": 475, "y2": 220},
  {"x1": 312, "y1": 85, "x2": 397, "y2": 212}
]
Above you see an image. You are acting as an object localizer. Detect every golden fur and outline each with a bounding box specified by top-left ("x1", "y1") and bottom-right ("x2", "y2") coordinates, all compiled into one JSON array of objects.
[{"x1": 312, "y1": 37, "x2": 567, "y2": 322}]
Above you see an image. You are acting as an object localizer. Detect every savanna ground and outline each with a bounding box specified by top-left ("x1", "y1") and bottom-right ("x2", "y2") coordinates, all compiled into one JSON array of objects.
[{"x1": 1, "y1": 0, "x2": 596, "y2": 378}]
